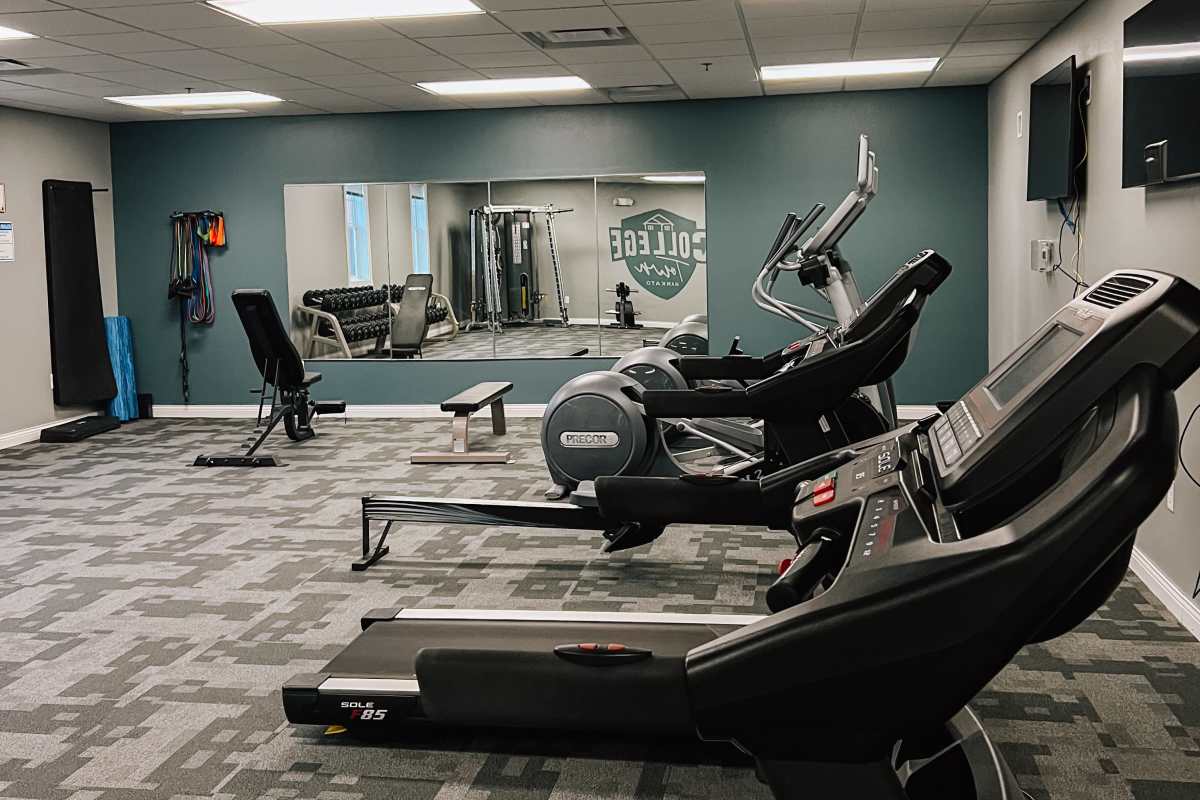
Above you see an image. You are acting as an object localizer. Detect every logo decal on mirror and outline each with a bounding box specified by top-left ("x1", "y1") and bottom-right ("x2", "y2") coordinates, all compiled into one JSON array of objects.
[{"x1": 609, "y1": 208, "x2": 706, "y2": 300}]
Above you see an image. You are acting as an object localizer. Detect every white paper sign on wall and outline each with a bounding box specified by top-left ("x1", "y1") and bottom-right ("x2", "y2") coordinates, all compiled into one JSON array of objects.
[{"x1": 0, "y1": 222, "x2": 14, "y2": 262}]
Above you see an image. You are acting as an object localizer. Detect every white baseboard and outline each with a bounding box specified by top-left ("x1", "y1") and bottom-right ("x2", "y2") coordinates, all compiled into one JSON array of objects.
[
  {"x1": 156, "y1": 402, "x2": 941, "y2": 421},
  {"x1": 0, "y1": 412, "x2": 98, "y2": 451},
  {"x1": 153, "y1": 403, "x2": 550, "y2": 419},
  {"x1": 1129, "y1": 545, "x2": 1200, "y2": 642}
]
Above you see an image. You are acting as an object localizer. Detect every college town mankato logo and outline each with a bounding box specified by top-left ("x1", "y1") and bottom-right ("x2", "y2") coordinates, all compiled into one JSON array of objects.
[{"x1": 608, "y1": 209, "x2": 707, "y2": 299}]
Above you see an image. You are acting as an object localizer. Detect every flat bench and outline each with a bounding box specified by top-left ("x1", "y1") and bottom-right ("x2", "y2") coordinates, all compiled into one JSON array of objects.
[{"x1": 411, "y1": 381, "x2": 513, "y2": 465}]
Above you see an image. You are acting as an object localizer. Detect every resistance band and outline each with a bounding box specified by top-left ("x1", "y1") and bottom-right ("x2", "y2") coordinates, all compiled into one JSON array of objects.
[{"x1": 168, "y1": 210, "x2": 228, "y2": 402}]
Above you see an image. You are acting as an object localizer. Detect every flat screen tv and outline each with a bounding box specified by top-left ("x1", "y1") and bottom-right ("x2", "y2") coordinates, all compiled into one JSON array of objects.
[
  {"x1": 1123, "y1": 0, "x2": 1200, "y2": 187},
  {"x1": 1027, "y1": 55, "x2": 1085, "y2": 201}
]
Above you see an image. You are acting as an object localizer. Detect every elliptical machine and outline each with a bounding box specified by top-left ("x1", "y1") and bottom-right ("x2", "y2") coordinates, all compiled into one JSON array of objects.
[{"x1": 541, "y1": 135, "x2": 937, "y2": 499}]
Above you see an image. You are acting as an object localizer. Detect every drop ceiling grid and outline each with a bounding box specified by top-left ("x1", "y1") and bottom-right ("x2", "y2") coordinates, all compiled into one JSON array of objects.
[{"x1": 0, "y1": 0, "x2": 1085, "y2": 121}]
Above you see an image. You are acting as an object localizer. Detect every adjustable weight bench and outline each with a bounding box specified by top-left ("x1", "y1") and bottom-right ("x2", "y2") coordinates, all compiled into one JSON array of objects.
[
  {"x1": 194, "y1": 289, "x2": 345, "y2": 467},
  {"x1": 410, "y1": 381, "x2": 513, "y2": 465}
]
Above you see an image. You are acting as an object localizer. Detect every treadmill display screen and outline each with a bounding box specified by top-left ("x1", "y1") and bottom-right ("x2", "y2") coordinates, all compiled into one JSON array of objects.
[{"x1": 987, "y1": 323, "x2": 1081, "y2": 406}]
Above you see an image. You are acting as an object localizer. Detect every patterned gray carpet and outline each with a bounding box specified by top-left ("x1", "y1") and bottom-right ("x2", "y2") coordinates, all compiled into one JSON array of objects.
[{"x1": 1, "y1": 417, "x2": 1198, "y2": 800}]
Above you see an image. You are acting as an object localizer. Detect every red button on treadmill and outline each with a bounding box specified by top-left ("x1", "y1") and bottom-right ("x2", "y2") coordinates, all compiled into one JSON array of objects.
[
  {"x1": 813, "y1": 477, "x2": 834, "y2": 494},
  {"x1": 606, "y1": 643, "x2": 626, "y2": 653},
  {"x1": 813, "y1": 489, "x2": 836, "y2": 506},
  {"x1": 580, "y1": 643, "x2": 598, "y2": 651}
]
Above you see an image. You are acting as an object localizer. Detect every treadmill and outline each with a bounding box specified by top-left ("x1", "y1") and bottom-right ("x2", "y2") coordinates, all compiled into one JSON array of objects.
[{"x1": 286, "y1": 269, "x2": 1200, "y2": 800}]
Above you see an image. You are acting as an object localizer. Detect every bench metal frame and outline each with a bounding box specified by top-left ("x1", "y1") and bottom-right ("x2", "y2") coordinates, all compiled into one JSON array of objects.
[{"x1": 411, "y1": 383, "x2": 512, "y2": 465}]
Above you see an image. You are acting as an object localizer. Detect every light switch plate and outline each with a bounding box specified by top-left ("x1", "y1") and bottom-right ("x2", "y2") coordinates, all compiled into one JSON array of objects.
[
  {"x1": 0, "y1": 183, "x2": 6, "y2": 213},
  {"x1": 1031, "y1": 239, "x2": 1056, "y2": 272}
]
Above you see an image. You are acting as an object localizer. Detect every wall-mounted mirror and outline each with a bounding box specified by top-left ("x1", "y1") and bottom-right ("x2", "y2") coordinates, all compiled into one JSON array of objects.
[
  {"x1": 597, "y1": 173, "x2": 708, "y2": 357},
  {"x1": 283, "y1": 173, "x2": 706, "y2": 362}
]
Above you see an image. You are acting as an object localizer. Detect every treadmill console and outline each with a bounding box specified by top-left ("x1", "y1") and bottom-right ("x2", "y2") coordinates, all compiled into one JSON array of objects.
[{"x1": 781, "y1": 270, "x2": 1200, "y2": 607}]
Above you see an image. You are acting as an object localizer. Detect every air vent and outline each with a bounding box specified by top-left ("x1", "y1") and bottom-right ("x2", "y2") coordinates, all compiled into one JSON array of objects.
[
  {"x1": 523, "y1": 27, "x2": 635, "y2": 50},
  {"x1": 607, "y1": 85, "x2": 686, "y2": 103},
  {"x1": 1083, "y1": 273, "x2": 1157, "y2": 309}
]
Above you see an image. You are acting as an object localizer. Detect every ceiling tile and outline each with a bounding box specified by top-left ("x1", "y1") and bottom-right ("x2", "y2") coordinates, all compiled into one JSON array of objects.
[
  {"x1": 758, "y1": 49, "x2": 850, "y2": 66},
  {"x1": 357, "y1": 54, "x2": 462, "y2": 71},
  {"x1": 276, "y1": 21, "x2": 398, "y2": 43},
  {"x1": 265, "y1": 58, "x2": 375, "y2": 77},
  {"x1": 550, "y1": 42, "x2": 651, "y2": 63},
  {"x1": 0, "y1": 38, "x2": 93, "y2": 57},
  {"x1": 855, "y1": 27, "x2": 963, "y2": 47},
  {"x1": 308, "y1": 72, "x2": 404, "y2": 89},
  {"x1": 960, "y1": 21, "x2": 1055, "y2": 42},
  {"x1": 223, "y1": 75, "x2": 322, "y2": 91},
  {"x1": 131, "y1": 48, "x2": 275, "y2": 78},
  {"x1": 23, "y1": 53, "x2": 144, "y2": 71},
  {"x1": 475, "y1": 0, "x2": 597, "y2": 10},
  {"x1": 662, "y1": 53, "x2": 756, "y2": 82},
  {"x1": 347, "y1": 84, "x2": 438, "y2": 104},
  {"x1": 742, "y1": 0, "x2": 862, "y2": 20},
  {"x1": 0, "y1": 9, "x2": 135, "y2": 35},
  {"x1": 387, "y1": 68, "x2": 481, "y2": 82},
  {"x1": 99, "y1": 66, "x2": 209, "y2": 89},
  {"x1": 746, "y1": 14, "x2": 857, "y2": 37},
  {"x1": 58, "y1": 31, "x2": 189, "y2": 52},
  {"x1": 474, "y1": 64, "x2": 570, "y2": 77},
  {"x1": 611, "y1": 0, "x2": 737, "y2": 26},
  {"x1": 976, "y1": 1, "x2": 1082, "y2": 26},
  {"x1": 570, "y1": 59, "x2": 670, "y2": 87},
  {"x1": 0, "y1": 0, "x2": 62, "y2": 11},
  {"x1": 947, "y1": 38, "x2": 1036, "y2": 57},
  {"x1": 631, "y1": 21, "x2": 744, "y2": 44},
  {"x1": 276, "y1": 86, "x2": 389, "y2": 111},
  {"x1": 57, "y1": 0, "x2": 204, "y2": 7},
  {"x1": 91, "y1": 3, "x2": 240, "y2": 29},
  {"x1": 753, "y1": 33, "x2": 854, "y2": 55},
  {"x1": 419, "y1": 33, "x2": 533, "y2": 54},
  {"x1": 455, "y1": 50, "x2": 554, "y2": 67},
  {"x1": 161, "y1": 25, "x2": 292, "y2": 48},
  {"x1": 215, "y1": 43, "x2": 330, "y2": 65},
  {"x1": 381, "y1": 15, "x2": 508, "y2": 37},
  {"x1": 865, "y1": 0, "x2": 985, "y2": 10},
  {"x1": 5, "y1": 71, "x2": 137, "y2": 92},
  {"x1": 647, "y1": 39, "x2": 747, "y2": 59},
  {"x1": 494, "y1": 6, "x2": 622, "y2": 31},
  {"x1": 860, "y1": 8, "x2": 977, "y2": 32},
  {"x1": 318, "y1": 39, "x2": 439, "y2": 60},
  {"x1": 853, "y1": 43, "x2": 951, "y2": 60}
]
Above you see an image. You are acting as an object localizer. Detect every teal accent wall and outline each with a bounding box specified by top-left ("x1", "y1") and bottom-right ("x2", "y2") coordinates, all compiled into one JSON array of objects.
[{"x1": 111, "y1": 89, "x2": 988, "y2": 406}]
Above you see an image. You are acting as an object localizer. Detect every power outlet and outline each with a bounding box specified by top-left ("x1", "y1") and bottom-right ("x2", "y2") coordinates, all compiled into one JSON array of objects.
[
  {"x1": 1167, "y1": 481, "x2": 1175, "y2": 513},
  {"x1": 1031, "y1": 239, "x2": 1056, "y2": 272}
]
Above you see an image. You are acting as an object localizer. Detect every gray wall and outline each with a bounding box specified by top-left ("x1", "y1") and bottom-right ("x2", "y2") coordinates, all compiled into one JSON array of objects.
[
  {"x1": 111, "y1": 90, "x2": 989, "y2": 406},
  {"x1": 0, "y1": 106, "x2": 116, "y2": 438},
  {"x1": 988, "y1": 0, "x2": 1200, "y2": 605}
]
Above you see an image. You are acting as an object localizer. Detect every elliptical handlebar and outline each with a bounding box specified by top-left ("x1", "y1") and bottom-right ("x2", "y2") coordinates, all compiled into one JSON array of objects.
[{"x1": 752, "y1": 134, "x2": 879, "y2": 334}]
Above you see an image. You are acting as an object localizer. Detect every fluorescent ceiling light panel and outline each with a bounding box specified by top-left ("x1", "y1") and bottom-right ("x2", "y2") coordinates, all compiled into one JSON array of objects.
[
  {"x1": 208, "y1": 0, "x2": 483, "y2": 24},
  {"x1": 1124, "y1": 42, "x2": 1200, "y2": 63},
  {"x1": 105, "y1": 91, "x2": 283, "y2": 109},
  {"x1": 643, "y1": 175, "x2": 705, "y2": 183},
  {"x1": 762, "y1": 58, "x2": 940, "y2": 81},
  {"x1": 0, "y1": 26, "x2": 37, "y2": 40},
  {"x1": 418, "y1": 76, "x2": 590, "y2": 96}
]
